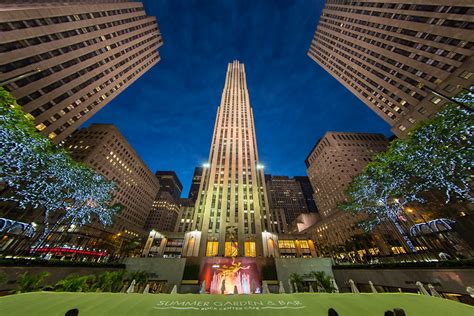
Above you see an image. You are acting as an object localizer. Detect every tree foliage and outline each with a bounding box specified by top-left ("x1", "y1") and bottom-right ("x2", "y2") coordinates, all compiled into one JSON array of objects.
[
  {"x1": 17, "y1": 272, "x2": 50, "y2": 293},
  {"x1": 95, "y1": 270, "x2": 126, "y2": 292},
  {"x1": 341, "y1": 90, "x2": 473, "y2": 245},
  {"x1": 305, "y1": 271, "x2": 336, "y2": 293},
  {"x1": 0, "y1": 87, "x2": 120, "y2": 245},
  {"x1": 54, "y1": 274, "x2": 96, "y2": 292}
]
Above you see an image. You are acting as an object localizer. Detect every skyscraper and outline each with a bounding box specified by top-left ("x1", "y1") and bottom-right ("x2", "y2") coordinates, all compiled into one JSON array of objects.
[
  {"x1": 186, "y1": 61, "x2": 277, "y2": 257},
  {"x1": 64, "y1": 123, "x2": 160, "y2": 237},
  {"x1": 308, "y1": 1, "x2": 474, "y2": 137},
  {"x1": 294, "y1": 176, "x2": 318, "y2": 213},
  {"x1": 155, "y1": 170, "x2": 183, "y2": 200},
  {"x1": 305, "y1": 132, "x2": 407, "y2": 258},
  {"x1": 265, "y1": 175, "x2": 308, "y2": 230},
  {"x1": 0, "y1": 1, "x2": 162, "y2": 142},
  {"x1": 188, "y1": 166, "x2": 203, "y2": 203},
  {"x1": 145, "y1": 191, "x2": 180, "y2": 232}
]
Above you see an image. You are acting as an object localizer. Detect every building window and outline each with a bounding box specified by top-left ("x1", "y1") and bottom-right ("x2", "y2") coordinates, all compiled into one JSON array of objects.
[
  {"x1": 244, "y1": 241, "x2": 256, "y2": 257},
  {"x1": 459, "y1": 71, "x2": 473, "y2": 80},
  {"x1": 430, "y1": 96, "x2": 442, "y2": 104},
  {"x1": 206, "y1": 241, "x2": 218, "y2": 257},
  {"x1": 443, "y1": 84, "x2": 456, "y2": 93},
  {"x1": 299, "y1": 240, "x2": 310, "y2": 249},
  {"x1": 398, "y1": 125, "x2": 407, "y2": 131},
  {"x1": 278, "y1": 240, "x2": 295, "y2": 249},
  {"x1": 224, "y1": 241, "x2": 238, "y2": 257},
  {"x1": 35, "y1": 123, "x2": 46, "y2": 131}
]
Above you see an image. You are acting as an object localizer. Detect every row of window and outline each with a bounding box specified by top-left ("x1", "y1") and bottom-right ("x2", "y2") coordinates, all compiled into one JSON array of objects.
[
  {"x1": 325, "y1": 4, "x2": 474, "y2": 30},
  {"x1": 48, "y1": 54, "x2": 159, "y2": 139},
  {"x1": 328, "y1": 1, "x2": 472, "y2": 16},
  {"x1": 0, "y1": 20, "x2": 157, "y2": 73},
  {"x1": 0, "y1": 14, "x2": 148, "y2": 53},
  {"x1": 18, "y1": 28, "x2": 158, "y2": 108},
  {"x1": 0, "y1": 6, "x2": 144, "y2": 32}
]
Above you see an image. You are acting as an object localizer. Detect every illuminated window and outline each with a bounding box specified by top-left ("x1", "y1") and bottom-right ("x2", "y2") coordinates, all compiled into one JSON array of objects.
[
  {"x1": 278, "y1": 240, "x2": 295, "y2": 249},
  {"x1": 206, "y1": 241, "x2": 218, "y2": 257},
  {"x1": 48, "y1": 132, "x2": 56, "y2": 139},
  {"x1": 35, "y1": 123, "x2": 46, "y2": 131},
  {"x1": 459, "y1": 70, "x2": 473, "y2": 80},
  {"x1": 391, "y1": 246, "x2": 406, "y2": 255},
  {"x1": 224, "y1": 241, "x2": 238, "y2": 257},
  {"x1": 430, "y1": 96, "x2": 442, "y2": 104},
  {"x1": 299, "y1": 240, "x2": 310, "y2": 249},
  {"x1": 244, "y1": 241, "x2": 256, "y2": 257}
]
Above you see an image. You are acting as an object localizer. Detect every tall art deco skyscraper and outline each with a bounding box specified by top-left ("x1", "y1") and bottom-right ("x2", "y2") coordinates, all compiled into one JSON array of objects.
[{"x1": 185, "y1": 61, "x2": 279, "y2": 257}]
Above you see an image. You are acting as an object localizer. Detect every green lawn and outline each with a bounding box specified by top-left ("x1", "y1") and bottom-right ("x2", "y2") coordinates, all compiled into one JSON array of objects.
[{"x1": 0, "y1": 292, "x2": 472, "y2": 316}]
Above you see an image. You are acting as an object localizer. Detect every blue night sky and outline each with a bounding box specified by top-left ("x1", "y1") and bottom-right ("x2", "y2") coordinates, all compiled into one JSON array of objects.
[{"x1": 85, "y1": 0, "x2": 392, "y2": 197}]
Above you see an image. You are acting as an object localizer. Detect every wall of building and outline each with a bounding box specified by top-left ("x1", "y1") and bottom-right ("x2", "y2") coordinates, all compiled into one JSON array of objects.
[
  {"x1": 274, "y1": 257, "x2": 334, "y2": 292},
  {"x1": 124, "y1": 257, "x2": 186, "y2": 291},
  {"x1": 0, "y1": 1, "x2": 162, "y2": 142},
  {"x1": 64, "y1": 124, "x2": 160, "y2": 237},
  {"x1": 308, "y1": 1, "x2": 474, "y2": 137}
]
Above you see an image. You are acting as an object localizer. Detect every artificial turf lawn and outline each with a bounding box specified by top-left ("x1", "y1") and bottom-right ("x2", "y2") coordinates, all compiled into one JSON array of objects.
[{"x1": 0, "y1": 292, "x2": 472, "y2": 316}]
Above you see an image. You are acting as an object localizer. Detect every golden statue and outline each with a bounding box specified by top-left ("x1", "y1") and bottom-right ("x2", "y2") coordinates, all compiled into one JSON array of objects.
[{"x1": 216, "y1": 257, "x2": 250, "y2": 279}]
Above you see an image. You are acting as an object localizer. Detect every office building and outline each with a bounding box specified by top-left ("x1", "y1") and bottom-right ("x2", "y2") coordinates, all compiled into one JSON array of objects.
[
  {"x1": 64, "y1": 123, "x2": 160, "y2": 236},
  {"x1": 305, "y1": 132, "x2": 407, "y2": 258},
  {"x1": 145, "y1": 191, "x2": 180, "y2": 233},
  {"x1": 265, "y1": 175, "x2": 309, "y2": 231},
  {"x1": 0, "y1": 0, "x2": 163, "y2": 142},
  {"x1": 188, "y1": 167, "x2": 203, "y2": 203},
  {"x1": 308, "y1": 1, "x2": 474, "y2": 136},
  {"x1": 155, "y1": 170, "x2": 183, "y2": 200},
  {"x1": 294, "y1": 176, "x2": 318, "y2": 213}
]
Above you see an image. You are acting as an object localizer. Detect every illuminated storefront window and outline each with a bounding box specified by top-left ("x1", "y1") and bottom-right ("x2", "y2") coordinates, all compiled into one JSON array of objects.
[
  {"x1": 225, "y1": 241, "x2": 238, "y2": 257},
  {"x1": 206, "y1": 241, "x2": 218, "y2": 256},
  {"x1": 391, "y1": 246, "x2": 406, "y2": 254},
  {"x1": 244, "y1": 241, "x2": 256, "y2": 257},
  {"x1": 278, "y1": 240, "x2": 295, "y2": 249},
  {"x1": 299, "y1": 240, "x2": 310, "y2": 249}
]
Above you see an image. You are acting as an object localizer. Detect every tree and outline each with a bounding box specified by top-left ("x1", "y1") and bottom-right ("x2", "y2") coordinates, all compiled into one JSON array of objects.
[
  {"x1": 341, "y1": 90, "x2": 473, "y2": 253},
  {"x1": 94, "y1": 270, "x2": 126, "y2": 292},
  {"x1": 341, "y1": 149, "x2": 420, "y2": 252},
  {"x1": 55, "y1": 274, "x2": 96, "y2": 292},
  {"x1": 289, "y1": 273, "x2": 306, "y2": 292},
  {"x1": 306, "y1": 271, "x2": 336, "y2": 293},
  {"x1": 0, "y1": 87, "x2": 120, "y2": 251},
  {"x1": 402, "y1": 95, "x2": 473, "y2": 203},
  {"x1": 128, "y1": 270, "x2": 148, "y2": 291}
]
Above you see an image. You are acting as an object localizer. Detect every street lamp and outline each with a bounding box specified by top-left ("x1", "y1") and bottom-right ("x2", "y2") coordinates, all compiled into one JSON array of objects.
[{"x1": 0, "y1": 68, "x2": 41, "y2": 87}]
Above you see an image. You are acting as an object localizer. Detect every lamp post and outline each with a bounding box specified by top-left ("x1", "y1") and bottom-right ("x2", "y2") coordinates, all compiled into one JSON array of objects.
[{"x1": 0, "y1": 68, "x2": 41, "y2": 87}]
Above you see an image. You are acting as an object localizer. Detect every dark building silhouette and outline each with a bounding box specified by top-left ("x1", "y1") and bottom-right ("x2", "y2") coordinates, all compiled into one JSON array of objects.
[
  {"x1": 294, "y1": 176, "x2": 318, "y2": 213},
  {"x1": 265, "y1": 175, "x2": 309, "y2": 229},
  {"x1": 155, "y1": 170, "x2": 182, "y2": 200},
  {"x1": 187, "y1": 166, "x2": 203, "y2": 202}
]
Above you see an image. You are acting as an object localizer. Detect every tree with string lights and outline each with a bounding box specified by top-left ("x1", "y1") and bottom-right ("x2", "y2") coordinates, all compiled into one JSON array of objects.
[
  {"x1": 340, "y1": 90, "x2": 473, "y2": 252},
  {"x1": 0, "y1": 87, "x2": 120, "y2": 250}
]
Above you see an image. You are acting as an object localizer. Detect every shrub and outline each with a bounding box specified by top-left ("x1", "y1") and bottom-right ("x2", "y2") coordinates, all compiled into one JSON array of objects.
[{"x1": 17, "y1": 271, "x2": 49, "y2": 293}]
